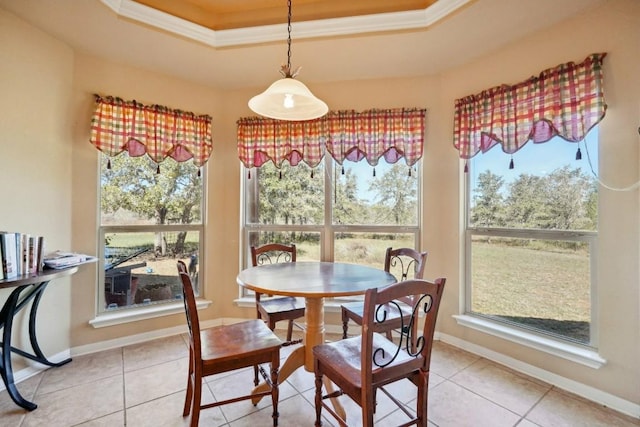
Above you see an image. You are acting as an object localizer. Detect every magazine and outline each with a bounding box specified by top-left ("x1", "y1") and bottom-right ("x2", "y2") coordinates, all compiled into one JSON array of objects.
[{"x1": 43, "y1": 251, "x2": 98, "y2": 269}]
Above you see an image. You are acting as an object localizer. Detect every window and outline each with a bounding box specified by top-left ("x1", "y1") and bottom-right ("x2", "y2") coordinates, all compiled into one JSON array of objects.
[
  {"x1": 99, "y1": 154, "x2": 204, "y2": 313},
  {"x1": 465, "y1": 135, "x2": 598, "y2": 346},
  {"x1": 453, "y1": 54, "x2": 606, "y2": 355},
  {"x1": 241, "y1": 158, "x2": 420, "y2": 297}
]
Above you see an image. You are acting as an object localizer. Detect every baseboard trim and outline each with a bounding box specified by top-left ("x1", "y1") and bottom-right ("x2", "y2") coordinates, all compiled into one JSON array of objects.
[
  {"x1": 3, "y1": 349, "x2": 72, "y2": 389},
  {"x1": 437, "y1": 331, "x2": 640, "y2": 419},
  {"x1": 71, "y1": 318, "x2": 223, "y2": 357}
]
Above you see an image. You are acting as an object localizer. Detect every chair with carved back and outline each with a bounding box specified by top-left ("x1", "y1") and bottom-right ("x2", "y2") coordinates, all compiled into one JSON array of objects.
[
  {"x1": 313, "y1": 277, "x2": 446, "y2": 427},
  {"x1": 177, "y1": 261, "x2": 282, "y2": 427},
  {"x1": 341, "y1": 247, "x2": 427, "y2": 347},
  {"x1": 251, "y1": 243, "x2": 305, "y2": 345}
]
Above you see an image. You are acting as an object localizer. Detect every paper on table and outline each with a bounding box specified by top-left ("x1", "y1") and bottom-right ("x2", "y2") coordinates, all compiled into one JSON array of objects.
[{"x1": 43, "y1": 251, "x2": 98, "y2": 269}]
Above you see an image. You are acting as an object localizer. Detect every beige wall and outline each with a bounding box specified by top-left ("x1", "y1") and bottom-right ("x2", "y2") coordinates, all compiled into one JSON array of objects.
[
  {"x1": 0, "y1": 9, "x2": 74, "y2": 365},
  {"x1": 436, "y1": 0, "x2": 640, "y2": 404},
  {"x1": 1, "y1": 0, "x2": 638, "y2": 410}
]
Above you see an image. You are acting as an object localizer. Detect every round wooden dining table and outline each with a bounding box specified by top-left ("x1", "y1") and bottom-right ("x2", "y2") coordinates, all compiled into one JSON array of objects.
[{"x1": 237, "y1": 261, "x2": 396, "y2": 410}]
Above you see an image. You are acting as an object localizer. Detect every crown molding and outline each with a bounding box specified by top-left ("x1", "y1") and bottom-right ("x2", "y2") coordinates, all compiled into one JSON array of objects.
[{"x1": 100, "y1": 0, "x2": 472, "y2": 48}]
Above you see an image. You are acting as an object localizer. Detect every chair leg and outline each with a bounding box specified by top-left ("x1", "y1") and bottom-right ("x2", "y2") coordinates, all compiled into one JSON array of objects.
[
  {"x1": 270, "y1": 358, "x2": 280, "y2": 426},
  {"x1": 341, "y1": 310, "x2": 349, "y2": 339},
  {"x1": 190, "y1": 372, "x2": 202, "y2": 427},
  {"x1": 385, "y1": 330, "x2": 393, "y2": 341},
  {"x1": 183, "y1": 352, "x2": 194, "y2": 417},
  {"x1": 314, "y1": 370, "x2": 323, "y2": 426},
  {"x1": 416, "y1": 370, "x2": 429, "y2": 427},
  {"x1": 286, "y1": 319, "x2": 294, "y2": 342},
  {"x1": 268, "y1": 318, "x2": 277, "y2": 332},
  {"x1": 363, "y1": 387, "x2": 375, "y2": 427},
  {"x1": 253, "y1": 365, "x2": 260, "y2": 387}
]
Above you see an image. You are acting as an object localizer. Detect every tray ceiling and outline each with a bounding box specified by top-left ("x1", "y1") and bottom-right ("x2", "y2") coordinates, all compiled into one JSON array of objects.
[{"x1": 132, "y1": 0, "x2": 439, "y2": 31}]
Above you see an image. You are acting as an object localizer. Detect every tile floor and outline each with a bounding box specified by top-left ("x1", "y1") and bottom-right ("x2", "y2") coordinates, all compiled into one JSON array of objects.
[{"x1": 0, "y1": 330, "x2": 638, "y2": 427}]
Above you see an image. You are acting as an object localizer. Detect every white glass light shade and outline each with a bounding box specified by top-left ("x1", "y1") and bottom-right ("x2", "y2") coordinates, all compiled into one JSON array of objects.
[{"x1": 248, "y1": 77, "x2": 328, "y2": 121}]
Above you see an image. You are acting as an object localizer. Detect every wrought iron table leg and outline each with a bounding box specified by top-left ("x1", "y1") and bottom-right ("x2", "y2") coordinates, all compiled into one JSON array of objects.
[
  {"x1": 0, "y1": 281, "x2": 73, "y2": 411},
  {"x1": 0, "y1": 286, "x2": 37, "y2": 410},
  {"x1": 26, "y1": 282, "x2": 71, "y2": 367}
]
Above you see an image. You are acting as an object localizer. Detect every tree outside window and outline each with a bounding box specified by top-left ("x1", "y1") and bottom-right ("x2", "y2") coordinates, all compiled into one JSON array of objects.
[
  {"x1": 99, "y1": 154, "x2": 204, "y2": 312},
  {"x1": 242, "y1": 158, "x2": 421, "y2": 296},
  {"x1": 466, "y1": 137, "x2": 597, "y2": 345}
]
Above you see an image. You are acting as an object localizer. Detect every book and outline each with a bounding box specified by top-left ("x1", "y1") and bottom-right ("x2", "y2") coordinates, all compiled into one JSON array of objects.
[
  {"x1": 28, "y1": 236, "x2": 36, "y2": 274},
  {"x1": 0, "y1": 237, "x2": 4, "y2": 280},
  {"x1": 43, "y1": 251, "x2": 97, "y2": 269},
  {"x1": 0, "y1": 233, "x2": 19, "y2": 279},
  {"x1": 21, "y1": 233, "x2": 29, "y2": 276},
  {"x1": 13, "y1": 233, "x2": 20, "y2": 276},
  {"x1": 36, "y1": 236, "x2": 45, "y2": 272}
]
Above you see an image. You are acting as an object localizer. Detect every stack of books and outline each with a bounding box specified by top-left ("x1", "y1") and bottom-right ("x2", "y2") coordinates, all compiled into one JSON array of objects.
[{"x1": 0, "y1": 232, "x2": 45, "y2": 280}]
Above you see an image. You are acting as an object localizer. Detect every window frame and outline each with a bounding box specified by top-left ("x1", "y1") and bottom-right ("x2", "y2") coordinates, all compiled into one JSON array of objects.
[
  {"x1": 240, "y1": 159, "x2": 422, "y2": 299},
  {"x1": 95, "y1": 156, "x2": 207, "y2": 318},
  {"x1": 458, "y1": 154, "x2": 603, "y2": 367}
]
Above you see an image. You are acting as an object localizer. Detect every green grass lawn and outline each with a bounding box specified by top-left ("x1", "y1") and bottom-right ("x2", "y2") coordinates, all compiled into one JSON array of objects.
[
  {"x1": 105, "y1": 231, "x2": 199, "y2": 248},
  {"x1": 103, "y1": 232, "x2": 590, "y2": 343},
  {"x1": 471, "y1": 240, "x2": 590, "y2": 343},
  {"x1": 297, "y1": 235, "x2": 415, "y2": 267}
]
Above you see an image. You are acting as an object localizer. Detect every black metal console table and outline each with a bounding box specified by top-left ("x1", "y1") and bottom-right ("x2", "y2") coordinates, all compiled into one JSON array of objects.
[{"x1": 0, "y1": 266, "x2": 79, "y2": 410}]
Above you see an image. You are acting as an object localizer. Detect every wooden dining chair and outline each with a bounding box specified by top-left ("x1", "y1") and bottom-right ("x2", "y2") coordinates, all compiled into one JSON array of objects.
[
  {"x1": 177, "y1": 261, "x2": 282, "y2": 427},
  {"x1": 251, "y1": 243, "x2": 305, "y2": 346},
  {"x1": 314, "y1": 277, "x2": 446, "y2": 427},
  {"x1": 341, "y1": 247, "x2": 428, "y2": 345}
]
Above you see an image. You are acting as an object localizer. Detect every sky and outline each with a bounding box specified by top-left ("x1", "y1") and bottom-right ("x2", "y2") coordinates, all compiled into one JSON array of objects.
[
  {"x1": 343, "y1": 159, "x2": 415, "y2": 202},
  {"x1": 314, "y1": 129, "x2": 599, "y2": 201},
  {"x1": 469, "y1": 131, "x2": 599, "y2": 188}
]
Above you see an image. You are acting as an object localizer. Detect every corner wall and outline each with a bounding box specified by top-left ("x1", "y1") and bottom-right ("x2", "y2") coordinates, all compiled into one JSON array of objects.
[{"x1": 0, "y1": 9, "x2": 74, "y2": 366}]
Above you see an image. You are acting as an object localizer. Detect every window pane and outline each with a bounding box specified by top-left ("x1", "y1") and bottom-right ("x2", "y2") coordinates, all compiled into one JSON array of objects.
[
  {"x1": 335, "y1": 162, "x2": 418, "y2": 226},
  {"x1": 99, "y1": 152, "x2": 205, "y2": 314},
  {"x1": 101, "y1": 155, "x2": 203, "y2": 226},
  {"x1": 469, "y1": 138, "x2": 597, "y2": 231},
  {"x1": 247, "y1": 231, "x2": 320, "y2": 262},
  {"x1": 466, "y1": 135, "x2": 597, "y2": 345},
  {"x1": 246, "y1": 162, "x2": 324, "y2": 225},
  {"x1": 242, "y1": 156, "x2": 422, "y2": 298},
  {"x1": 470, "y1": 236, "x2": 591, "y2": 344},
  {"x1": 334, "y1": 233, "x2": 415, "y2": 268},
  {"x1": 103, "y1": 231, "x2": 200, "y2": 311}
]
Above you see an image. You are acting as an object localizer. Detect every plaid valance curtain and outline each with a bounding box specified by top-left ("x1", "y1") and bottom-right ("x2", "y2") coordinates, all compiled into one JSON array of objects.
[
  {"x1": 453, "y1": 53, "x2": 607, "y2": 160},
  {"x1": 90, "y1": 95, "x2": 213, "y2": 167},
  {"x1": 237, "y1": 108, "x2": 426, "y2": 169}
]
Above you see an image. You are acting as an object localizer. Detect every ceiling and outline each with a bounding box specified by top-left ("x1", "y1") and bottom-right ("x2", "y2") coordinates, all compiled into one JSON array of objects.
[
  {"x1": 0, "y1": 0, "x2": 605, "y2": 91},
  {"x1": 132, "y1": 0, "x2": 439, "y2": 31}
]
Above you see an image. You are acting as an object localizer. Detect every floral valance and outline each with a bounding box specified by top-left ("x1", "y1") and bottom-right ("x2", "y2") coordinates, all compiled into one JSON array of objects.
[
  {"x1": 90, "y1": 95, "x2": 213, "y2": 167},
  {"x1": 453, "y1": 53, "x2": 607, "y2": 160},
  {"x1": 237, "y1": 108, "x2": 426, "y2": 169}
]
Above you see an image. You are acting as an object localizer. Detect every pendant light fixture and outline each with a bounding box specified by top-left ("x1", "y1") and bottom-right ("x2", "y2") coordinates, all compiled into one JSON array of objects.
[{"x1": 248, "y1": 0, "x2": 328, "y2": 121}]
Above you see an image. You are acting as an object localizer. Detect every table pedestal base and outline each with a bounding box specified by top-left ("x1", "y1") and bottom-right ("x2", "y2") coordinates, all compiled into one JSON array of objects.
[{"x1": 251, "y1": 297, "x2": 345, "y2": 419}]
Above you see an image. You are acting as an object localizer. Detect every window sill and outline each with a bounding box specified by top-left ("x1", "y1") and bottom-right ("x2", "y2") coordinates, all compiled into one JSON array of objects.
[
  {"x1": 90, "y1": 299, "x2": 212, "y2": 328},
  {"x1": 453, "y1": 314, "x2": 606, "y2": 369}
]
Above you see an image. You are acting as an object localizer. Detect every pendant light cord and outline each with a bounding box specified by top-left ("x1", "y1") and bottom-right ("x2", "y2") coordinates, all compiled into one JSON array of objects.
[
  {"x1": 280, "y1": 0, "x2": 299, "y2": 78},
  {"x1": 287, "y1": 0, "x2": 292, "y2": 72}
]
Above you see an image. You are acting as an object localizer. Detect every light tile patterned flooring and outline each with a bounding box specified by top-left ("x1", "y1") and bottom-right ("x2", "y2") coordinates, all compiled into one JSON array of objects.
[{"x1": 0, "y1": 330, "x2": 638, "y2": 427}]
